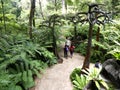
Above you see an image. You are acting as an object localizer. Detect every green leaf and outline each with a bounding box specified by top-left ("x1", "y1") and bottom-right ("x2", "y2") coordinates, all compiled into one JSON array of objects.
[
  {"x1": 8, "y1": 85, "x2": 22, "y2": 90},
  {"x1": 33, "y1": 69, "x2": 41, "y2": 78},
  {"x1": 66, "y1": 0, "x2": 73, "y2": 5},
  {"x1": 15, "y1": 64, "x2": 20, "y2": 72},
  {"x1": 95, "y1": 81, "x2": 100, "y2": 89},
  {"x1": 22, "y1": 71, "x2": 27, "y2": 82},
  {"x1": 73, "y1": 80, "x2": 81, "y2": 89},
  {"x1": 100, "y1": 80, "x2": 109, "y2": 89},
  {"x1": 76, "y1": 74, "x2": 81, "y2": 84}
]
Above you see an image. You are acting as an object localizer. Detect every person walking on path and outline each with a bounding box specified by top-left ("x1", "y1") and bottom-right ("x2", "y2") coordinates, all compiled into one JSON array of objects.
[
  {"x1": 69, "y1": 43, "x2": 75, "y2": 58},
  {"x1": 64, "y1": 37, "x2": 71, "y2": 58},
  {"x1": 65, "y1": 37, "x2": 71, "y2": 49},
  {"x1": 64, "y1": 44, "x2": 69, "y2": 58}
]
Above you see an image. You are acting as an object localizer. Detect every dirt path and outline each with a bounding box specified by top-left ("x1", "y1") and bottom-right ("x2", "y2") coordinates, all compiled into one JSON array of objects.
[{"x1": 30, "y1": 45, "x2": 93, "y2": 90}]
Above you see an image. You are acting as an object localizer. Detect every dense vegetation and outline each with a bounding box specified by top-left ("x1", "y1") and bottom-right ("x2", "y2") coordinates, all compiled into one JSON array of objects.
[{"x1": 0, "y1": 0, "x2": 119, "y2": 90}]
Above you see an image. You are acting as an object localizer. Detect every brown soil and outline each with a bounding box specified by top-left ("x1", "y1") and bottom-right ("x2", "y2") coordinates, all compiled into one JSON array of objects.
[{"x1": 30, "y1": 45, "x2": 93, "y2": 90}]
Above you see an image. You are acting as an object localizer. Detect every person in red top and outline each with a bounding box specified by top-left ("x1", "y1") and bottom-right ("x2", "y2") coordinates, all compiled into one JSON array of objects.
[{"x1": 69, "y1": 43, "x2": 75, "y2": 58}]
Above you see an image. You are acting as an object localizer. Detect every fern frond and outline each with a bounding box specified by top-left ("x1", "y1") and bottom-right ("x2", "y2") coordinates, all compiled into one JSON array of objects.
[{"x1": 32, "y1": 68, "x2": 41, "y2": 78}]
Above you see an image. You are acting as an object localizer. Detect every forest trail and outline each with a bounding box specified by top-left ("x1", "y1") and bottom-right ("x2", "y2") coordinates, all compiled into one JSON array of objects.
[{"x1": 30, "y1": 45, "x2": 93, "y2": 90}]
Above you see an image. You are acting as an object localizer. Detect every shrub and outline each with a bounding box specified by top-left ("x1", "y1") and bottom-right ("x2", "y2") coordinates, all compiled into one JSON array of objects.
[
  {"x1": 0, "y1": 34, "x2": 57, "y2": 90},
  {"x1": 70, "y1": 68, "x2": 111, "y2": 90}
]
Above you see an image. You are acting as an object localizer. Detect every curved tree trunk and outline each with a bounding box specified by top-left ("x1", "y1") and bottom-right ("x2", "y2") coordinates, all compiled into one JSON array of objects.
[
  {"x1": 80, "y1": 4, "x2": 110, "y2": 69},
  {"x1": 39, "y1": 0, "x2": 44, "y2": 20},
  {"x1": 82, "y1": 23, "x2": 93, "y2": 69},
  {"x1": 29, "y1": 0, "x2": 36, "y2": 39},
  {"x1": 82, "y1": 4, "x2": 98, "y2": 69}
]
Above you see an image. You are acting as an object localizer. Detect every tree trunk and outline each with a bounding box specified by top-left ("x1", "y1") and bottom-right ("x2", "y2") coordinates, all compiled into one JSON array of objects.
[
  {"x1": 74, "y1": 23, "x2": 77, "y2": 39},
  {"x1": 54, "y1": 0, "x2": 57, "y2": 11},
  {"x1": 95, "y1": 26, "x2": 100, "y2": 50},
  {"x1": 39, "y1": 0, "x2": 44, "y2": 19},
  {"x1": 82, "y1": 23, "x2": 93, "y2": 69},
  {"x1": 29, "y1": 0, "x2": 36, "y2": 39},
  {"x1": 62, "y1": 0, "x2": 66, "y2": 14},
  {"x1": 33, "y1": 18, "x2": 35, "y2": 27},
  {"x1": 1, "y1": 0, "x2": 6, "y2": 33},
  {"x1": 52, "y1": 18, "x2": 60, "y2": 59}
]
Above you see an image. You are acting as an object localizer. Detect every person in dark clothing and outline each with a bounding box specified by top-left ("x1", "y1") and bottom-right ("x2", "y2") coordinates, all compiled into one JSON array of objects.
[
  {"x1": 64, "y1": 45, "x2": 69, "y2": 58},
  {"x1": 94, "y1": 60, "x2": 101, "y2": 69}
]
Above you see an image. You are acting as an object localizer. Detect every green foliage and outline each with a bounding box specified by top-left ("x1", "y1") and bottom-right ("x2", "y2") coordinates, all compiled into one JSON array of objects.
[
  {"x1": 73, "y1": 74, "x2": 88, "y2": 90},
  {"x1": 70, "y1": 68, "x2": 111, "y2": 90},
  {"x1": 0, "y1": 69, "x2": 23, "y2": 90},
  {"x1": 61, "y1": 22, "x2": 73, "y2": 37},
  {"x1": 70, "y1": 68, "x2": 81, "y2": 81},
  {"x1": 82, "y1": 68, "x2": 101, "y2": 80},
  {"x1": 34, "y1": 25, "x2": 62, "y2": 49},
  {"x1": 107, "y1": 48, "x2": 120, "y2": 60},
  {"x1": 33, "y1": 26, "x2": 52, "y2": 44},
  {"x1": 37, "y1": 47, "x2": 57, "y2": 66},
  {"x1": 85, "y1": 68, "x2": 109, "y2": 90},
  {"x1": 21, "y1": 70, "x2": 35, "y2": 90},
  {"x1": 0, "y1": 70, "x2": 12, "y2": 90},
  {"x1": 66, "y1": 0, "x2": 73, "y2": 6},
  {"x1": 74, "y1": 24, "x2": 89, "y2": 40},
  {"x1": 92, "y1": 39, "x2": 107, "y2": 50},
  {"x1": 0, "y1": 0, "x2": 119, "y2": 90},
  {"x1": 66, "y1": 0, "x2": 90, "y2": 12},
  {"x1": 90, "y1": 39, "x2": 107, "y2": 62},
  {"x1": 70, "y1": 68, "x2": 88, "y2": 90},
  {"x1": 0, "y1": 34, "x2": 57, "y2": 90},
  {"x1": 91, "y1": 49, "x2": 104, "y2": 62},
  {"x1": 100, "y1": 24, "x2": 120, "y2": 60},
  {"x1": 75, "y1": 41, "x2": 87, "y2": 56},
  {"x1": 73, "y1": 25, "x2": 89, "y2": 56},
  {"x1": 75, "y1": 23, "x2": 120, "y2": 62},
  {"x1": 47, "y1": 0, "x2": 61, "y2": 12}
]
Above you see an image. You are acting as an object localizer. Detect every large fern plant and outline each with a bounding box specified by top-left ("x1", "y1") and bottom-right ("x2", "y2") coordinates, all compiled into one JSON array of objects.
[
  {"x1": 70, "y1": 68, "x2": 110, "y2": 90},
  {"x1": 0, "y1": 34, "x2": 57, "y2": 90},
  {"x1": 101, "y1": 24, "x2": 120, "y2": 60}
]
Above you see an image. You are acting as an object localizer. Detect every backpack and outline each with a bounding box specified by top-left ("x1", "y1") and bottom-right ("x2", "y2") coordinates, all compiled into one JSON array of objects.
[{"x1": 65, "y1": 47, "x2": 69, "y2": 51}]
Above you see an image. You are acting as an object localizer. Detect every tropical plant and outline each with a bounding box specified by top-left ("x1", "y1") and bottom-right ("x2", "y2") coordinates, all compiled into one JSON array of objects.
[
  {"x1": 90, "y1": 39, "x2": 107, "y2": 62},
  {"x1": 70, "y1": 68, "x2": 81, "y2": 81},
  {"x1": 70, "y1": 68, "x2": 88, "y2": 90},
  {"x1": 100, "y1": 23, "x2": 120, "y2": 60},
  {"x1": 74, "y1": 41, "x2": 87, "y2": 55},
  {"x1": 70, "y1": 67, "x2": 111, "y2": 90},
  {"x1": 0, "y1": 34, "x2": 57, "y2": 90},
  {"x1": 83, "y1": 68, "x2": 109, "y2": 89},
  {"x1": 107, "y1": 48, "x2": 120, "y2": 60},
  {"x1": 73, "y1": 74, "x2": 88, "y2": 90}
]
